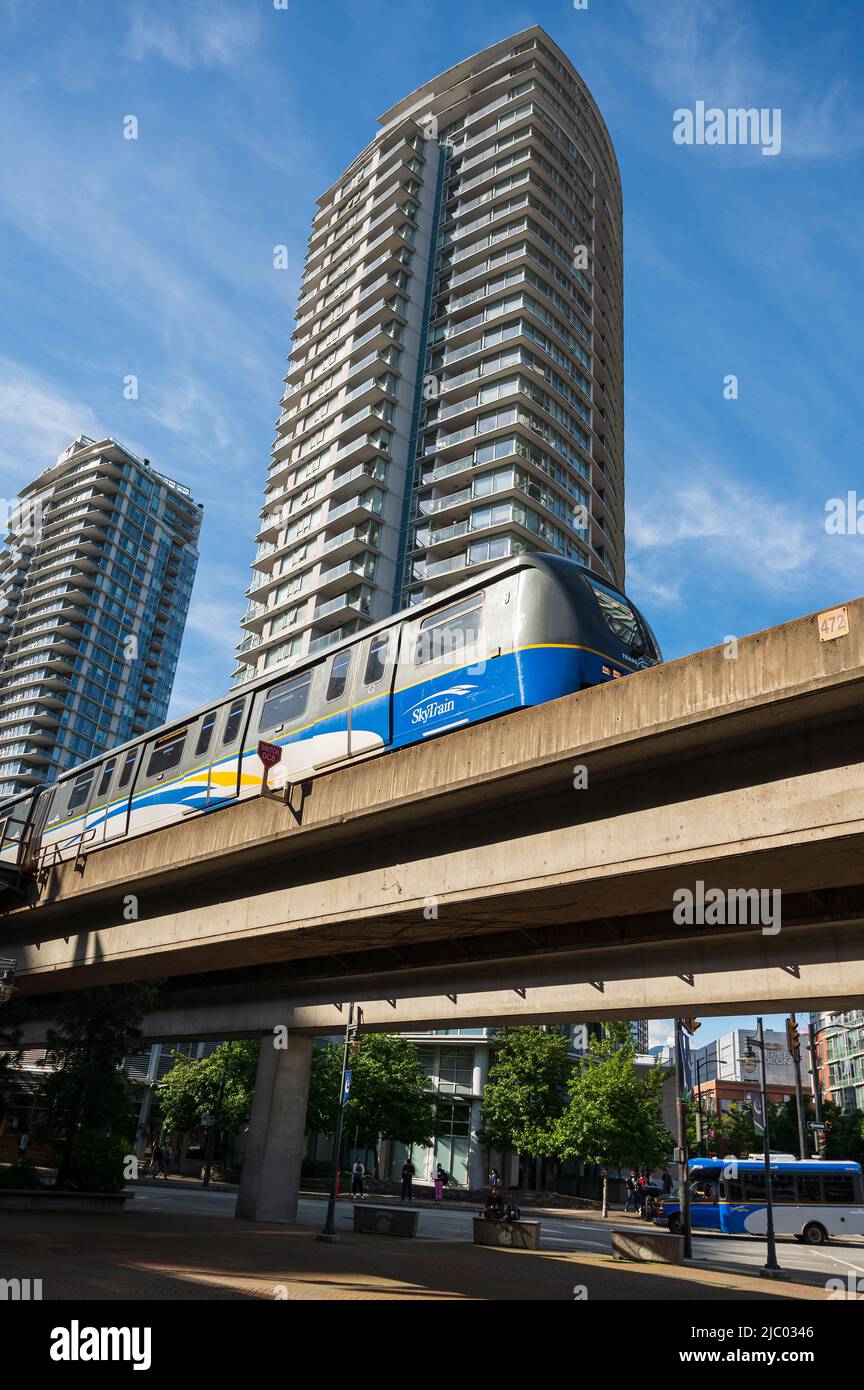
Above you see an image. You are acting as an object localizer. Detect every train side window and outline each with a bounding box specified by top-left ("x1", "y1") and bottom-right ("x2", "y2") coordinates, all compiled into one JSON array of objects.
[
  {"x1": 118, "y1": 749, "x2": 137, "y2": 789},
  {"x1": 146, "y1": 729, "x2": 188, "y2": 777},
  {"x1": 96, "y1": 759, "x2": 116, "y2": 798},
  {"x1": 259, "y1": 673, "x2": 312, "y2": 730},
  {"x1": 796, "y1": 1174, "x2": 823, "y2": 1204},
  {"x1": 68, "y1": 769, "x2": 95, "y2": 812},
  {"x1": 364, "y1": 633, "x2": 389, "y2": 685},
  {"x1": 326, "y1": 650, "x2": 352, "y2": 702},
  {"x1": 414, "y1": 595, "x2": 483, "y2": 665},
  {"x1": 222, "y1": 699, "x2": 246, "y2": 745},
  {"x1": 195, "y1": 711, "x2": 218, "y2": 757}
]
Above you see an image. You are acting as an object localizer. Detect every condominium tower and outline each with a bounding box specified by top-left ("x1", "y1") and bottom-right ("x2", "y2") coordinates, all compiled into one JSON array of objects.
[
  {"x1": 0, "y1": 435, "x2": 202, "y2": 797},
  {"x1": 235, "y1": 25, "x2": 623, "y2": 681}
]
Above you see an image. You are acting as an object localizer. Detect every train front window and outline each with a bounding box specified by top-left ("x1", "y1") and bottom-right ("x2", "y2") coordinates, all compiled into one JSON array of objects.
[{"x1": 586, "y1": 578, "x2": 643, "y2": 652}]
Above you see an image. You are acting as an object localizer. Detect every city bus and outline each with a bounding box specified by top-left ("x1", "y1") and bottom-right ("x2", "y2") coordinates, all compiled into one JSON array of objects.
[{"x1": 653, "y1": 1158, "x2": 864, "y2": 1245}]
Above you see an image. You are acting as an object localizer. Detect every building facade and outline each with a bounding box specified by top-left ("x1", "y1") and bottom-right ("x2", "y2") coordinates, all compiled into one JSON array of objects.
[
  {"x1": 691, "y1": 1026, "x2": 813, "y2": 1116},
  {"x1": 811, "y1": 1010, "x2": 864, "y2": 1114},
  {"x1": 235, "y1": 25, "x2": 623, "y2": 682},
  {"x1": 0, "y1": 436, "x2": 201, "y2": 796}
]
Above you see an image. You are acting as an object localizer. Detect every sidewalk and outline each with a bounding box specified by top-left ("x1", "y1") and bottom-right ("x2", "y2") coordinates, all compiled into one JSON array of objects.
[{"x1": 0, "y1": 1204, "x2": 831, "y2": 1301}]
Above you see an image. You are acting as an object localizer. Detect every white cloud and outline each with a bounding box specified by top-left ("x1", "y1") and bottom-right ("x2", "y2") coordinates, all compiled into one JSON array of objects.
[
  {"x1": 124, "y1": 3, "x2": 262, "y2": 72},
  {"x1": 0, "y1": 359, "x2": 101, "y2": 495}
]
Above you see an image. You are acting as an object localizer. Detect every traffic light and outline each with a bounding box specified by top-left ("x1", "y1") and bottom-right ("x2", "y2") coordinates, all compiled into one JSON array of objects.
[
  {"x1": 681, "y1": 1018, "x2": 701, "y2": 1036},
  {"x1": 786, "y1": 1017, "x2": 800, "y2": 1061}
]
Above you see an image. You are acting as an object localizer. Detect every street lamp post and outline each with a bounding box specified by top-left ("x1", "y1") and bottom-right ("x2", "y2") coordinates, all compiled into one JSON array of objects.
[
  {"x1": 674, "y1": 1019, "x2": 693, "y2": 1260},
  {"x1": 319, "y1": 1004, "x2": 362, "y2": 1242},
  {"x1": 745, "y1": 1019, "x2": 781, "y2": 1277},
  {"x1": 0, "y1": 958, "x2": 16, "y2": 1004}
]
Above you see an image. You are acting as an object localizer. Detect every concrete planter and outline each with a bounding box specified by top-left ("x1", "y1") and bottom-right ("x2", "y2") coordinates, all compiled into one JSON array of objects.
[
  {"x1": 353, "y1": 1204, "x2": 420, "y2": 1236},
  {"x1": 611, "y1": 1228, "x2": 683, "y2": 1264},
  {"x1": 0, "y1": 1189, "x2": 132, "y2": 1213},
  {"x1": 473, "y1": 1217, "x2": 541, "y2": 1250}
]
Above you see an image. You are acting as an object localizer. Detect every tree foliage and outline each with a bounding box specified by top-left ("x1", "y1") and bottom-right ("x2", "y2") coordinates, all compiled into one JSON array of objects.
[
  {"x1": 157, "y1": 1041, "x2": 260, "y2": 1161},
  {"x1": 344, "y1": 1034, "x2": 438, "y2": 1154},
  {"x1": 305, "y1": 1042, "x2": 342, "y2": 1137},
  {"x1": 478, "y1": 1026, "x2": 572, "y2": 1163},
  {"x1": 42, "y1": 982, "x2": 158, "y2": 1186},
  {"x1": 554, "y1": 1022, "x2": 673, "y2": 1213}
]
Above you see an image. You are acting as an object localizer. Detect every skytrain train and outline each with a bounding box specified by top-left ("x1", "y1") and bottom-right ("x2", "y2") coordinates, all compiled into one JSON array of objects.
[{"x1": 0, "y1": 554, "x2": 661, "y2": 879}]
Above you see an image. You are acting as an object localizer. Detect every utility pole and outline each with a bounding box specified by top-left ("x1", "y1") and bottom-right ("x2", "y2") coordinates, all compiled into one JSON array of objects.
[
  {"x1": 319, "y1": 1004, "x2": 362, "y2": 1241},
  {"x1": 674, "y1": 1019, "x2": 695, "y2": 1259},
  {"x1": 746, "y1": 1020, "x2": 781, "y2": 1276},
  {"x1": 808, "y1": 1015, "x2": 824, "y2": 1154},
  {"x1": 786, "y1": 1014, "x2": 808, "y2": 1161}
]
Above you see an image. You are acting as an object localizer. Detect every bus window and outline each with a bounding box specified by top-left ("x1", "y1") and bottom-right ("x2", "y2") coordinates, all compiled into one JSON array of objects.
[
  {"x1": 772, "y1": 1173, "x2": 795, "y2": 1202},
  {"x1": 824, "y1": 1174, "x2": 856, "y2": 1203},
  {"x1": 743, "y1": 1173, "x2": 767, "y2": 1202},
  {"x1": 195, "y1": 711, "x2": 218, "y2": 757},
  {"x1": 415, "y1": 594, "x2": 483, "y2": 665},
  {"x1": 96, "y1": 759, "x2": 116, "y2": 798},
  {"x1": 364, "y1": 633, "x2": 389, "y2": 685},
  {"x1": 68, "y1": 769, "x2": 95, "y2": 812},
  {"x1": 146, "y1": 729, "x2": 187, "y2": 777},
  {"x1": 326, "y1": 650, "x2": 352, "y2": 702},
  {"x1": 222, "y1": 699, "x2": 246, "y2": 745},
  {"x1": 796, "y1": 1174, "x2": 823, "y2": 1204},
  {"x1": 118, "y1": 749, "x2": 137, "y2": 789}
]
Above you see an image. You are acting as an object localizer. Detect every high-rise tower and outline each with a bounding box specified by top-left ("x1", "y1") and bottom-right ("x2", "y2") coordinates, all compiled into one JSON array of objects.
[
  {"x1": 0, "y1": 435, "x2": 202, "y2": 796},
  {"x1": 235, "y1": 26, "x2": 623, "y2": 683}
]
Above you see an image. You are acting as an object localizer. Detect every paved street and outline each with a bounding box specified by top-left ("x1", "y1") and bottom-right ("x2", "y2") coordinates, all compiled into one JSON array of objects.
[{"x1": 131, "y1": 1184, "x2": 864, "y2": 1286}]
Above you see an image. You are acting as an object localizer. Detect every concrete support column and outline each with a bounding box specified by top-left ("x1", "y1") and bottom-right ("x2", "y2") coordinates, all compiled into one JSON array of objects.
[{"x1": 236, "y1": 1032, "x2": 313, "y2": 1224}]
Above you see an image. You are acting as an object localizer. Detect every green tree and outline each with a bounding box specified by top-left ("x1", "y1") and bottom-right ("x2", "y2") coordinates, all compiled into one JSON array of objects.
[
  {"x1": 343, "y1": 1035, "x2": 438, "y2": 1176},
  {"x1": 478, "y1": 1026, "x2": 573, "y2": 1190},
  {"x1": 553, "y1": 1022, "x2": 673, "y2": 1216},
  {"x1": 305, "y1": 1042, "x2": 342, "y2": 1138},
  {"x1": 823, "y1": 1105, "x2": 864, "y2": 1164},
  {"x1": 157, "y1": 1041, "x2": 260, "y2": 1169},
  {"x1": 43, "y1": 982, "x2": 158, "y2": 1187}
]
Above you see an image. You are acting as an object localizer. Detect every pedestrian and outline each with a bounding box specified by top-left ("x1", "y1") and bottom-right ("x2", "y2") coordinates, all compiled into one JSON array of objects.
[
  {"x1": 17, "y1": 1130, "x2": 29, "y2": 1163},
  {"x1": 400, "y1": 1158, "x2": 415, "y2": 1202},
  {"x1": 350, "y1": 1159, "x2": 365, "y2": 1199},
  {"x1": 434, "y1": 1163, "x2": 448, "y2": 1202},
  {"x1": 625, "y1": 1168, "x2": 638, "y2": 1212},
  {"x1": 661, "y1": 1166, "x2": 673, "y2": 1195},
  {"x1": 635, "y1": 1174, "x2": 646, "y2": 1214},
  {"x1": 151, "y1": 1141, "x2": 163, "y2": 1180},
  {"x1": 489, "y1": 1167, "x2": 502, "y2": 1195},
  {"x1": 159, "y1": 1143, "x2": 170, "y2": 1180}
]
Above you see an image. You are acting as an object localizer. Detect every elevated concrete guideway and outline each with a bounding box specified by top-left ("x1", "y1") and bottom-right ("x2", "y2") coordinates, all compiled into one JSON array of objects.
[
  {"x1": 3, "y1": 594, "x2": 864, "y2": 1021},
  {"x1": 7, "y1": 596, "x2": 864, "y2": 1224}
]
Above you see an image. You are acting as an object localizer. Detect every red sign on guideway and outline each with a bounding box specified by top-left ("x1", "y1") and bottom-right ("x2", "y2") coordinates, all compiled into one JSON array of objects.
[{"x1": 257, "y1": 741, "x2": 282, "y2": 769}]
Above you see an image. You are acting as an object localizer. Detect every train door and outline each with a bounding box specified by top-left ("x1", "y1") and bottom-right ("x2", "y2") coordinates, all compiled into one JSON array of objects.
[
  {"x1": 347, "y1": 626, "x2": 398, "y2": 758},
  {"x1": 83, "y1": 755, "x2": 121, "y2": 846},
  {"x1": 106, "y1": 745, "x2": 142, "y2": 841},
  {"x1": 133, "y1": 725, "x2": 192, "y2": 836},
  {"x1": 251, "y1": 664, "x2": 323, "y2": 788},
  {"x1": 205, "y1": 695, "x2": 250, "y2": 807}
]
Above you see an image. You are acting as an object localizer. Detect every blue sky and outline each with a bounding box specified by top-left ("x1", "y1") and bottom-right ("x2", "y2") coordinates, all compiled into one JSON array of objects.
[{"x1": 2, "y1": 0, "x2": 861, "y2": 1047}]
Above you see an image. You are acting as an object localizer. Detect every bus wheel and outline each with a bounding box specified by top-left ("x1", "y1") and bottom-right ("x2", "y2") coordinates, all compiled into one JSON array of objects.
[
  {"x1": 668, "y1": 1214, "x2": 682, "y2": 1235},
  {"x1": 802, "y1": 1222, "x2": 828, "y2": 1246}
]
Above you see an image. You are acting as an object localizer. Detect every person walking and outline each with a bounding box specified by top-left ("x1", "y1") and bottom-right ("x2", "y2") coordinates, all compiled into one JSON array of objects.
[
  {"x1": 489, "y1": 1167, "x2": 502, "y2": 1195},
  {"x1": 400, "y1": 1158, "x2": 415, "y2": 1202},
  {"x1": 350, "y1": 1159, "x2": 365, "y2": 1199},
  {"x1": 17, "y1": 1130, "x2": 29, "y2": 1163},
  {"x1": 434, "y1": 1163, "x2": 447, "y2": 1202},
  {"x1": 625, "y1": 1169, "x2": 638, "y2": 1212},
  {"x1": 158, "y1": 1143, "x2": 170, "y2": 1180},
  {"x1": 151, "y1": 1142, "x2": 164, "y2": 1180},
  {"x1": 661, "y1": 1166, "x2": 673, "y2": 1195}
]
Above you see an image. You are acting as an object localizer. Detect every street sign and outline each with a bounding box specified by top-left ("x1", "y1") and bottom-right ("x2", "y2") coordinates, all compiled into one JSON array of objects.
[
  {"x1": 808, "y1": 1122, "x2": 827, "y2": 1131},
  {"x1": 257, "y1": 741, "x2": 282, "y2": 769}
]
